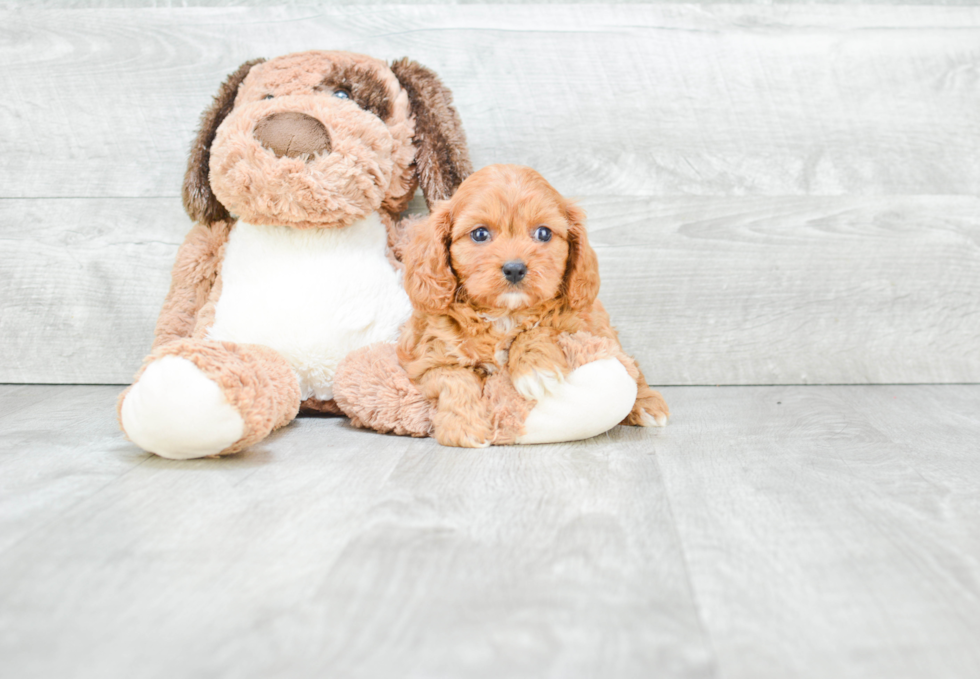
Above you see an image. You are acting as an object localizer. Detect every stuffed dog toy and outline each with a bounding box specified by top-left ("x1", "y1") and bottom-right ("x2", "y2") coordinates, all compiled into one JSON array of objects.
[
  {"x1": 119, "y1": 51, "x2": 471, "y2": 459},
  {"x1": 333, "y1": 165, "x2": 669, "y2": 446}
]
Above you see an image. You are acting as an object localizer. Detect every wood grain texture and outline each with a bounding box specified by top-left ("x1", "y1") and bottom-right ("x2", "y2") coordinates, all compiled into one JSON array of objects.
[
  {"x1": 3, "y1": 195, "x2": 978, "y2": 385},
  {"x1": 0, "y1": 198, "x2": 181, "y2": 383},
  {"x1": 657, "y1": 385, "x2": 980, "y2": 678},
  {"x1": 1, "y1": 5, "x2": 978, "y2": 198},
  {"x1": 3, "y1": 5, "x2": 978, "y2": 384},
  {"x1": 2, "y1": 384, "x2": 979, "y2": 677},
  {"x1": 0, "y1": 385, "x2": 713, "y2": 679},
  {"x1": 592, "y1": 194, "x2": 980, "y2": 385}
]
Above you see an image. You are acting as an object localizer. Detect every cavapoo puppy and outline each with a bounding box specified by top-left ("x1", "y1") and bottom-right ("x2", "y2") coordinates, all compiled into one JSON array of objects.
[{"x1": 396, "y1": 164, "x2": 669, "y2": 448}]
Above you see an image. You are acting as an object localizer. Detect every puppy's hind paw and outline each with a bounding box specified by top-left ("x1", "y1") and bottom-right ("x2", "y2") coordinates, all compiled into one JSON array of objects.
[
  {"x1": 639, "y1": 409, "x2": 669, "y2": 427},
  {"x1": 625, "y1": 389, "x2": 670, "y2": 428},
  {"x1": 512, "y1": 369, "x2": 565, "y2": 403}
]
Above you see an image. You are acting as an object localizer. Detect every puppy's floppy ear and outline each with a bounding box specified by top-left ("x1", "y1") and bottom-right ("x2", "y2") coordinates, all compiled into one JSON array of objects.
[
  {"x1": 182, "y1": 58, "x2": 265, "y2": 225},
  {"x1": 390, "y1": 58, "x2": 473, "y2": 209},
  {"x1": 561, "y1": 202, "x2": 601, "y2": 311},
  {"x1": 403, "y1": 200, "x2": 457, "y2": 314}
]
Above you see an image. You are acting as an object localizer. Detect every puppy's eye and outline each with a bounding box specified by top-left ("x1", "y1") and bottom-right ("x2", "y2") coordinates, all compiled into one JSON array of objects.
[
  {"x1": 533, "y1": 226, "x2": 552, "y2": 242},
  {"x1": 333, "y1": 89, "x2": 351, "y2": 100},
  {"x1": 470, "y1": 227, "x2": 491, "y2": 243},
  {"x1": 263, "y1": 94, "x2": 274, "y2": 100}
]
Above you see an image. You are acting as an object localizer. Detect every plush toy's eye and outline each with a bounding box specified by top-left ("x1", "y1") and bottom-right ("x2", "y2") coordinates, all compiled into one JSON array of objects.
[
  {"x1": 263, "y1": 94, "x2": 273, "y2": 100},
  {"x1": 333, "y1": 89, "x2": 351, "y2": 100},
  {"x1": 533, "y1": 226, "x2": 552, "y2": 242},
  {"x1": 470, "y1": 227, "x2": 491, "y2": 243}
]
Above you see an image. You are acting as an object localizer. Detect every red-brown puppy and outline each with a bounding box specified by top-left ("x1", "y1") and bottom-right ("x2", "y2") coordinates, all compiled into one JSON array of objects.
[{"x1": 398, "y1": 164, "x2": 669, "y2": 448}]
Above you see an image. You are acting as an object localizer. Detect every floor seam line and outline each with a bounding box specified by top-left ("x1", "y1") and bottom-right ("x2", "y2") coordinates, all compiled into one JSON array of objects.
[{"x1": 651, "y1": 446, "x2": 724, "y2": 679}]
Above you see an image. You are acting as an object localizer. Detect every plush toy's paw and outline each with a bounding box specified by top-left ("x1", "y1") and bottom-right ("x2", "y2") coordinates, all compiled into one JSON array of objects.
[
  {"x1": 120, "y1": 356, "x2": 245, "y2": 459},
  {"x1": 625, "y1": 389, "x2": 670, "y2": 428},
  {"x1": 333, "y1": 342, "x2": 434, "y2": 437},
  {"x1": 517, "y1": 358, "x2": 637, "y2": 444},
  {"x1": 512, "y1": 368, "x2": 565, "y2": 403}
]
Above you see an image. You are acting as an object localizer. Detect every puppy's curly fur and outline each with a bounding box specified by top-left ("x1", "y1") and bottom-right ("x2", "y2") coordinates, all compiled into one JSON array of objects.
[{"x1": 398, "y1": 164, "x2": 669, "y2": 448}]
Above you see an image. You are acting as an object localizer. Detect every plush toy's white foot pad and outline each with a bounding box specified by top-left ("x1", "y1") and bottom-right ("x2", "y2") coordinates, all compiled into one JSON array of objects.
[
  {"x1": 516, "y1": 358, "x2": 637, "y2": 445},
  {"x1": 121, "y1": 356, "x2": 245, "y2": 459}
]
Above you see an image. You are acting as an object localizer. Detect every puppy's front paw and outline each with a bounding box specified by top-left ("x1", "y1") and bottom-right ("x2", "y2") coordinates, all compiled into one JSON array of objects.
[
  {"x1": 432, "y1": 412, "x2": 491, "y2": 448},
  {"x1": 512, "y1": 368, "x2": 565, "y2": 402}
]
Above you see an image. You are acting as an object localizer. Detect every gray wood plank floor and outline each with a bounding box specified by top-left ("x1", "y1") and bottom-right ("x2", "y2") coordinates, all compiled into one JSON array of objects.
[{"x1": 1, "y1": 385, "x2": 978, "y2": 678}]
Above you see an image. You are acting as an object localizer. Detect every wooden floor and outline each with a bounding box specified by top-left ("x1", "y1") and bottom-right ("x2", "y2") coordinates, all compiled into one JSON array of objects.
[{"x1": 1, "y1": 385, "x2": 978, "y2": 678}]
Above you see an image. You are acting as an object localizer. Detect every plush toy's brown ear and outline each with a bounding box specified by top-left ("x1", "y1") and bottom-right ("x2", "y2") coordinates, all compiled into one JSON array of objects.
[
  {"x1": 403, "y1": 200, "x2": 458, "y2": 314},
  {"x1": 182, "y1": 58, "x2": 265, "y2": 225},
  {"x1": 390, "y1": 58, "x2": 473, "y2": 209},
  {"x1": 561, "y1": 202, "x2": 601, "y2": 312}
]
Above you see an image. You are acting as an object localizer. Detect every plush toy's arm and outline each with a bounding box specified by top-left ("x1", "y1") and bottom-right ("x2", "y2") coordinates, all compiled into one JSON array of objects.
[{"x1": 151, "y1": 221, "x2": 232, "y2": 350}]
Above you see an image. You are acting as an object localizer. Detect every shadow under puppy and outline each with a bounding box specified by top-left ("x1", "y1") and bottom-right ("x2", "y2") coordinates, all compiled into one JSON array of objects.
[{"x1": 336, "y1": 164, "x2": 668, "y2": 447}]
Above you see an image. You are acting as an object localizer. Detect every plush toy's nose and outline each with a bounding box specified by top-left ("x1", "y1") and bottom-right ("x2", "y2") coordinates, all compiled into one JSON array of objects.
[
  {"x1": 502, "y1": 260, "x2": 527, "y2": 284},
  {"x1": 253, "y1": 112, "x2": 331, "y2": 158}
]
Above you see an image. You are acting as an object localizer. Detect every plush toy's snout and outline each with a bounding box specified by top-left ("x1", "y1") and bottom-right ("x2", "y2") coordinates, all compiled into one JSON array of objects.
[{"x1": 254, "y1": 112, "x2": 332, "y2": 158}]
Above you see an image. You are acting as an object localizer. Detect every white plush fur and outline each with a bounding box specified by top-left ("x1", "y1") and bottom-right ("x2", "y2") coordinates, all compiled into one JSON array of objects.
[
  {"x1": 121, "y1": 356, "x2": 245, "y2": 459},
  {"x1": 516, "y1": 358, "x2": 638, "y2": 445},
  {"x1": 208, "y1": 214, "x2": 413, "y2": 401}
]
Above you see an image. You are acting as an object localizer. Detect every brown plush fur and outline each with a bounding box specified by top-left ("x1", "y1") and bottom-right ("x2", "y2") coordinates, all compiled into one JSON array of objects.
[
  {"x1": 183, "y1": 59, "x2": 265, "y2": 226},
  {"x1": 390, "y1": 58, "x2": 473, "y2": 207},
  {"x1": 318, "y1": 62, "x2": 394, "y2": 121},
  {"x1": 334, "y1": 342, "x2": 435, "y2": 437},
  {"x1": 152, "y1": 220, "x2": 232, "y2": 349},
  {"x1": 398, "y1": 165, "x2": 669, "y2": 447},
  {"x1": 122, "y1": 51, "x2": 474, "y2": 456}
]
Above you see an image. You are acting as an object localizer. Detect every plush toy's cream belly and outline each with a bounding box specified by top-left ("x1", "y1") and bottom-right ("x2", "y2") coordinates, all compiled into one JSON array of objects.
[{"x1": 207, "y1": 214, "x2": 412, "y2": 401}]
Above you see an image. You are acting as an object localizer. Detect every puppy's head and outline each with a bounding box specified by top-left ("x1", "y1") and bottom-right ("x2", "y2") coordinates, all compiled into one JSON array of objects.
[
  {"x1": 182, "y1": 51, "x2": 471, "y2": 229},
  {"x1": 404, "y1": 164, "x2": 600, "y2": 314}
]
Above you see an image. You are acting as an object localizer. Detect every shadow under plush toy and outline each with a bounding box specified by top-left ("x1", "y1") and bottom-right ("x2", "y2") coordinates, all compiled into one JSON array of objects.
[{"x1": 120, "y1": 50, "x2": 655, "y2": 459}]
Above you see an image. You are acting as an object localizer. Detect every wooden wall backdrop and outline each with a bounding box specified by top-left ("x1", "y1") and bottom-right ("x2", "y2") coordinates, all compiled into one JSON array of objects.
[{"x1": 1, "y1": 4, "x2": 978, "y2": 384}]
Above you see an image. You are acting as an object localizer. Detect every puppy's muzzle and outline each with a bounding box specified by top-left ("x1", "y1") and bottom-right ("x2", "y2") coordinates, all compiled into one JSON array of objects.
[
  {"x1": 254, "y1": 112, "x2": 332, "y2": 159},
  {"x1": 502, "y1": 260, "x2": 527, "y2": 284}
]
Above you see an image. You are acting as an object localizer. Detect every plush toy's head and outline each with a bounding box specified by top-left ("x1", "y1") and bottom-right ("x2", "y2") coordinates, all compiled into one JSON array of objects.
[{"x1": 182, "y1": 51, "x2": 472, "y2": 229}]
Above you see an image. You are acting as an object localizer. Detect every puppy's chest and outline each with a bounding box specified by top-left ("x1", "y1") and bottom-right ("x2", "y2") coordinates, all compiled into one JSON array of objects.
[
  {"x1": 207, "y1": 215, "x2": 412, "y2": 400},
  {"x1": 453, "y1": 315, "x2": 526, "y2": 374}
]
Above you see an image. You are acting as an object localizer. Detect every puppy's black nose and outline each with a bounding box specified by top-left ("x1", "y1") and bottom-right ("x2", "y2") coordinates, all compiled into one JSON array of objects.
[{"x1": 502, "y1": 260, "x2": 527, "y2": 284}]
